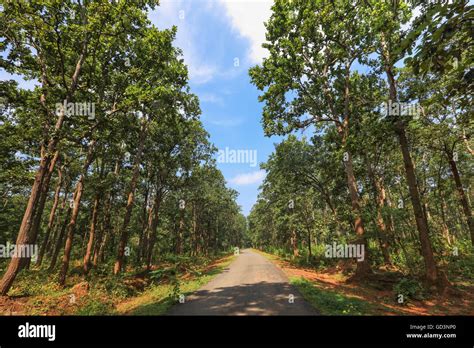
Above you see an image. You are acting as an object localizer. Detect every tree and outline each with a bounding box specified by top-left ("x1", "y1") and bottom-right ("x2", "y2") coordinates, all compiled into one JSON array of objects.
[{"x1": 250, "y1": 0, "x2": 377, "y2": 279}]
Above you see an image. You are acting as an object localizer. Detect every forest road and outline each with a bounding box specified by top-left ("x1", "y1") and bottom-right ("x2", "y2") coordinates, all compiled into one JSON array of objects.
[{"x1": 167, "y1": 248, "x2": 318, "y2": 315}]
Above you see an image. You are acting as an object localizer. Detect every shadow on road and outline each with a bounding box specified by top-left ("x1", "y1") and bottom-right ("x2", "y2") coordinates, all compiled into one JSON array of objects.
[{"x1": 166, "y1": 281, "x2": 317, "y2": 315}]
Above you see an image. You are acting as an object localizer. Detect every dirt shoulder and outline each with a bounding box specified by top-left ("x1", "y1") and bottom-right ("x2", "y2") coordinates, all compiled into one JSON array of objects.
[{"x1": 255, "y1": 249, "x2": 474, "y2": 316}]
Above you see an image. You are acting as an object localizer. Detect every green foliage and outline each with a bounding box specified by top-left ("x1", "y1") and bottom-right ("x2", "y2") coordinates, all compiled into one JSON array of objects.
[
  {"x1": 168, "y1": 274, "x2": 181, "y2": 302},
  {"x1": 0, "y1": 0, "x2": 246, "y2": 297},
  {"x1": 291, "y1": 277, "x2": 375, "y2": 315},
  {"x1": 93, "y1": 277, "x2": 138, "y2": 299},
  {"x1": 446, "y1": 245, "x2": 474, "y2": 281},
  {"x1": 122, "y1": 255, "x2": 235, "y2": 315},
  {"x1": 76, "y1": 298, "x2": 115, "y2": 316},
  {"x1": 248, "y1": 0, "x2": 473, "y2": 287},
  {"x1": 393, "y1": 278, "x2": 425, "y2": 302},
  {"x1": 7, "y1": 271, "x2": 67, "y2": 298},
  {"x1": 0, "y1": 0, "x2": 472, "y2": 315},
  {"x1": 149, "y1": 269, "x2": 172, "y2": 283}
]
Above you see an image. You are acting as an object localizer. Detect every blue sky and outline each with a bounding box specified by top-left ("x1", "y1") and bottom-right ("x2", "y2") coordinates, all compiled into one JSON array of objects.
[
  {"x1": 148, "y1": 0, "x2": 417, "y2": 217},
  {"x1": 150, "y1": 0, "x2": 279, "y2": 216},
  {"x1": 0, "y1": 0, "x2": 279, "y2": 216},
  {"x1": 0, "y1": 1, "x2": 426, "y2": 216}
]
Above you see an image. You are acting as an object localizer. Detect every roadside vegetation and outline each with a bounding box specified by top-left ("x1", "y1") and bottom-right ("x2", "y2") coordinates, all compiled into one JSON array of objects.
[
  {"x1": 258, "y1": 250, "x2": 474, "y2": 316},
  {"x1": 0, "y1": 253, "x2": 234, "y2": 315},
  {"x1": 0, "y1": 0, "x2": 246, "y2": 315},
  {"x1": 247, "y1": 0, "x2": 473, "y2": 314}
]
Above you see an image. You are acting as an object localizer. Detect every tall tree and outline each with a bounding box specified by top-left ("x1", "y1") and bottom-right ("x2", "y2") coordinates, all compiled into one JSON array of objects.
[{"x1": 250, "y1": 0, "x2": 376, "y2": 279}]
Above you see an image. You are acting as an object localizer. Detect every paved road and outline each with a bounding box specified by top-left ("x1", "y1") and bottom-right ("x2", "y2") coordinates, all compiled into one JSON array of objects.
[{"x1": 167, "y1": 249, "x2": 317, "y2": 315}]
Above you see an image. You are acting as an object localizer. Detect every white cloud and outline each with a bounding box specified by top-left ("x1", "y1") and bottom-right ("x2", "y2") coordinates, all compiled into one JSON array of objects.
[
  {"x1": 229, "y1": 170, "x2": 266, "y2": 185},
  {"x1": 149, "y1": 0, "x2": 218, "y2": 84},
  {"x1": 149, "y1": 0, "x2": 271, "y2": 82},
  {"x1": 200, "y1": 92, "x2": 224, "y2": 105},
  {"x1": 402, "y1": 5, "x2": 422, "y2": 31},
  {"x1": 206, "y1": 116, "x2": 242, "y2": 126},
  {"x1": 188, "y1": 64, "x2": 217, "y2": 84},
  {"x1": 219, "y1": 0, "x2": 273, "y2": 64}
]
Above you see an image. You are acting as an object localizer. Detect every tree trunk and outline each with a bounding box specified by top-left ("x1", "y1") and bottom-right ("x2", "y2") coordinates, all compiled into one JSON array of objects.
[
  {"x1": 306, "y1": 227, "x2": 312, "y2": 258},
  {"x1": 385, "y1": 188, "x2": 396, "y2": 239},
  {"x1": 46, "y1": 180, "x2": 71, "y2": 257},
  {"x1": 137, "y1": 184, "x2": 150, "y2": 264},
  {"x1": 92, "y1": 221, "x2": 105, "y2": 268},
  {"x1": 83, "y1": 194, "x2": 101, "y2": 274},
  {"x1": 49, "y1": 206, "x2": 71, "y2": 272},
  {"x1": 0, "y1": 149, "x2": 58, "y2": 293},
  {"x1": 290, "y1": 229, "x2": 299, "y2": 257},
  {"x1": 396, "y1": 125, "x2": 441, "y2": 286},
  {"x1": 446, "y1": 149, "x2": 474, "y2": 245},
  {"x1": 380, "y1": 35, "x2": 444, "y2": 286},
  {"x1": 0, "y1": 44, "x2": 87, "y2": 295},
  {"x1": 24, "y1": 152, "x2": 61, "y2": 271},
  {"x1": 58, "y1": 140, "x2": 96, "y2": 286},
  {"x1": 142, "y1": 202, "x2": 154, "y2": 267},
  {"x1": 93, "y1": 160, "x2": 120, "y2": 268},
  {"x1": 337, "y1": 59, "x2": 371, "y2": 279},
  {"x1": 176, "y1": 210, "x2": 184, "y2": 255},
  {"x1": 146, "y1": 192, "x2": 162, "y2": 269},
  {"x1": 95, "y1": 228, "x2": 109, "y2": 267},
  {"x1": 342, "y1": 150, "x2": 372, "y2": 278},
  {"x1": 373, "y1": 175, "x2": 392, "y2": 265},
  {"x1": 36, "y1": 165, "x2": 63, "y2": 267},
  {"x1": 114, "y1": 118, "x2": 148, "y2": 275}
]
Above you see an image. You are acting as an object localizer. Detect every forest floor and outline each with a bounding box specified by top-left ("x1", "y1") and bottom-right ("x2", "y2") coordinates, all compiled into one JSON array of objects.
[
  {"x1": 0, "y1": 253, "x2": 235, "y2": 316},
  {"x1": 257, "y1": 249, "x2": 474, "y2": 315}
]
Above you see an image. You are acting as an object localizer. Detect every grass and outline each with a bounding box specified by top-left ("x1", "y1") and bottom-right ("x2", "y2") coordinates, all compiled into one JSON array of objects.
[
  {"x1": 290, "y1": 277, "x2": 377, "y2": 315},
  {"x1": 0, "y1": 253, "x2": 235, "y2": 316},
  {"x1": 259, "y1": 247, "x2": 474, "y2": 316},
  {"x1": 75, "y1": 298, "x2": 115, "y2": 315},
  {"x1": 116, "y1": 254, "x2": 235, "y2": 315},
  {"x1": 255, "y1": 248, "x2": 379, "y2": 315}
]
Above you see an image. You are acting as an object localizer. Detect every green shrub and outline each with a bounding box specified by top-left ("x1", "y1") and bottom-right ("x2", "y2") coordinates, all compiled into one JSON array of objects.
[
  {"x1": 93, "y1": 277, "x2": 136, "y2": 299},
  {"x1": 76, "y1": 298, "x2": 114, "y2": 315},
  {"x1": 291, "y1": 277, "x2": 374, "y2": 315},
  {"x1": 149, "y1": 267, "x2": 177, "y2": 283},
  {"x1": 393, "y1": 278, "x2": 425, "y2": 302}
]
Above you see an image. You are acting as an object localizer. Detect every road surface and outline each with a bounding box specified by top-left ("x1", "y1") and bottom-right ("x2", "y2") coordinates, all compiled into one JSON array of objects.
[{"x1": 167, "y1": 249, "x2": 317, "y2": 315}]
